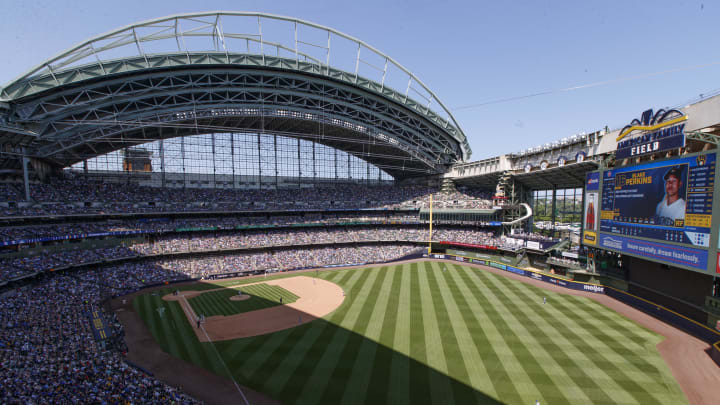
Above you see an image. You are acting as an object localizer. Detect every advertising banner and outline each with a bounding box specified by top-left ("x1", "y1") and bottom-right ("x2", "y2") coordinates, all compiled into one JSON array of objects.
[
  {"x1": 717, "y1": 231, "x2": 720, "y2": 273},
  {"x1": 85, "y1": 310, "x2": 113, "y2": 341},
  {"x1": 0, "y1": 229, "x2": 150, "y2": 247},
  {"x1": 615, "y1": 109, "x2": 687, "y2": 159},
  {"x1": 599, "y1": 153, "x2": 715, "y2": 247},
  {"x1": 599, "y1": 233, "x2": 708, "y2": 271},
  {"x1": 583, "y1": 172, "x2": 600, "y2": 246},
  {"x1": 526, "y1": 241, "x2": 541, "y2": 250},
  {"x1": 616, "y1": 133, "x2": 685, "y2": 159},
  {"x1": 488, "y1": 261, "x2": 507, "y2": 271}
]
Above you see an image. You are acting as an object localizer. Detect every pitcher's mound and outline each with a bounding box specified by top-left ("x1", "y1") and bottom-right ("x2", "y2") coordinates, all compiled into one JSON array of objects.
[{"x1": 229, "y1": 294, "x2": 251, "y2": 301}]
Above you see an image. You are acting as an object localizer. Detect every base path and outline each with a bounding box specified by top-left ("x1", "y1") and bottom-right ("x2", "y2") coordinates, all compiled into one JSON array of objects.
[{"x1": 164, "y1": 276, "x2": 345, "y2": 342}]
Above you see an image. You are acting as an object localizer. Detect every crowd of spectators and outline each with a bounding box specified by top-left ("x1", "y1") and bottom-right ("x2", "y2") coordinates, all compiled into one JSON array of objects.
[
  {"x1": 145, "y1": 245, "x2": 424, "y2": 280},
  {"x1": 0, "y1": 226, "x2": 549, "y2": 282},
  {"x1": 0, "y1": 184, "x2": 22, "y2": 202},
  {"x1": 0, "y1": 213, "x2": 420, "y2": 244},
  {"x1": 509, "y1": 231, "x2": 559, "y2": 242},
  {"x1": 131, "y1": 227, "x2": 439, "y2": 254},
  {"x1": 0, "y1": 178, "x2": 496, "y2": 216},
  {"x1": 547, "y1": 255, "x2": 584, "y2": 268},
  {"x1": 0, "y1": 273, "x2": 200, "y2": 404},
  {"x1": 1, "y1": 247, "x2": 137, "y2": 282}
]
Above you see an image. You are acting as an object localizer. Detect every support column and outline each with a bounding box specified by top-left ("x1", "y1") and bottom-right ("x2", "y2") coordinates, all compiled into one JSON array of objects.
[
  {"x1": 551, "y1": 186, "x2": 557, "y2": 238},
  {"x1": 211, "y1": 133, "x2": 216, "y2": 189},
  {"x1": 22, "y1": 147, "x2": 30, "y2": 201},
  {"x1": 274, "y1": 134, "x2": 278, "y2": 189},
  {"x1": 312, "y1": 142, "x2": 316, "y2": 185},
  {"x1": 297, "y1": 138, "x2": 301, "y2": 188},
  {"x1": 159, "y1": 138, "x2": 165, "y2": 188},
  {"x1": 257, "y1": 133, "x2": 262, "y2": 190},
  {"x1": 230, "y1": 133, "x2": 235, "y2": 189},
  {"x1": 366, "y1": 161, "x2": 370, "y2": 186}
]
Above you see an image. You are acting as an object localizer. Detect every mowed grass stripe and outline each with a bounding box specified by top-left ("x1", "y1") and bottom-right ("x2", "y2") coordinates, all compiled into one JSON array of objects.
[
  {"x1": 136, "y1": 295, "x2": 162, "y2": 348},
  {"x1": 388, "y1": 263, "x2": 412, "y2": 405},
  {"x1": 366, "y1": 265, "x2": 403, "y2": 404},
  {"x1": 188, "y1": 283, "x2": 299, "y2": 317},
  {"x1": 338, "y1": 266, "x2": 397, "y2": 404},
  {"x1": 492, "y1": 272, "x2": 682, "y2": 404},
  {"x1": 444, "y1": 264, "x2": 520, "y2": 402},
  {"x1": 427, "y1": 262, "x2": 498, "y2": 401},
  {"x1": 240, "y1": 323, "x2": 323, "y2": 399},
  {"x1": 283, "y1": 266, "x2": 378, "y2": 401},
  {"x1": 416, "y1": 262, "x2": 455, "y2": 404},
  {"x1": 146, "y1": 294, "x2": 187, "y2": 360},
  {"x1": 319, "y1": 265, "x2": 393, "y2": 404},
  {"x1": 505, "y1": 278, "x2": 673, "y2": 404},
  {"x1": 147, "y1": 295, "x2": 188, "y2": 358},
  {"x1": 205, "y1": 291, "x2": 227, "y2": 316},
  {"x1": 485, "y1": 272, "x2": 615, "y2": 404},
  {"x1": 425, "y1": 263, "x2": 486, "y2": 404},
  {"x1": 319, "y1": 268, "x2": 387, "y2": 404},
  {"x1": 160, "y1": 297, "x2": 210, "y2": 370},
  {"x1": 406, "y1": 263, "x2": 433, "y2": 405},
  {"x1": 522, "y1": 284, "x2": 662, "y2": 372},
  {"x1": 463, "y1": 268, "x2": 571, "y2": 404},
  {"x1": 515, "y1": 280, "x2": 671, "y2": 385},
  {"x1": 562, "y1": 294, "x2": 658, "y2": 345},
  {"x1": 542, "y1": 292, "x2": 687, "y2": 403},
  {"x1": 562, "y1": 294, "x2": 683, "y2": 399},
  {"x1": 478, "y1": 270, "x2": 596, "y2": 404},
  {"x1": 563, "y1": 294, "x2": 664, "y2": 352},
  {"x1": 451, "y1": 265, "x2": 537, "y2": 403},
  {"x1": 287, "y1": 266, "x2": 381, "y2": 402}
]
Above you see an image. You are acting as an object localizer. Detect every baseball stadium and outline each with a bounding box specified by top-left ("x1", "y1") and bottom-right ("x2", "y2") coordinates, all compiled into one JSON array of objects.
[{"x1": 2, "y1": 11, "x2": 720, "y2": 405}]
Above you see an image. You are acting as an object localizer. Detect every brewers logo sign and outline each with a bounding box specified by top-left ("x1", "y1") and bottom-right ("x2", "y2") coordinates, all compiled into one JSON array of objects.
[{"x1": 616, "y1": 108, "x2": 687, "y2": 159}]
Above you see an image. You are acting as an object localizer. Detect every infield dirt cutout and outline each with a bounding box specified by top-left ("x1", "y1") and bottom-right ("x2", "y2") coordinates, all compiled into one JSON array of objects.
[{"x1": 162, "y1": 275, "x2": 344, "y2": 341}]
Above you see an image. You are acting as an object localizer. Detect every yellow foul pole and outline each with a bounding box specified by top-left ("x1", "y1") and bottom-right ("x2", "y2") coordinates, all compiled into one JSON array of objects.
[{"x1": 428, "y1": 193, "x2": 433, "y2": 255}]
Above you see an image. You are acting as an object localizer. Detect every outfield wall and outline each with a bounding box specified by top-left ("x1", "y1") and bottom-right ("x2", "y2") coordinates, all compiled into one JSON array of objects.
[
  {"x1": 428, "y1": 253, "x2": 603, "y2": 293},
  {"x1": 605, "y1": 286, "x2": 720, "y2": 345},
  {"x1": 626, "y1": 256, "x2": 712, "y2": 312}
]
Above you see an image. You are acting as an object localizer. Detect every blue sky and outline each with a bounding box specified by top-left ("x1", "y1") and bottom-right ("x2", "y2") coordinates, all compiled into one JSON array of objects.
[{"x1": 2, "y1": 0, "x2": 718, "y2": 160}]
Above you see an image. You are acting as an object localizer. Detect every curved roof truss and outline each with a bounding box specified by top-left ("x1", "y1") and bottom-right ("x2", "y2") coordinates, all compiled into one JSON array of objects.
[{"x1": 0, "y1": 12, "x2": 470, "y2": 178}]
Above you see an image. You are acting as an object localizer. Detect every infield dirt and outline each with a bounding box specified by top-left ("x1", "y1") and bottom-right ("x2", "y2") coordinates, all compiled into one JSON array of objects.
[{"x1": 162, "y1": 275, "x2": 345, "y2": 341}]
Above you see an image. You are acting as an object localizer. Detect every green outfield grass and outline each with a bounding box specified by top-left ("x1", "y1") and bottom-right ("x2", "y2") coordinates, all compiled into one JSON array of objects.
[
  {"x1": 133, "y1": 261, "x2": 687, "y2": 405},
  {"x1": 188, "y1": 283, "x2": 299, "y2": 317}
]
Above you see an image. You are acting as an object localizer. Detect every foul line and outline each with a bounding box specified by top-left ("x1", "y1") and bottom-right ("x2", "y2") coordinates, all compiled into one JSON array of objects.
[{"x1": 182, "y1": 296, "x2": 251, "y2": 405}]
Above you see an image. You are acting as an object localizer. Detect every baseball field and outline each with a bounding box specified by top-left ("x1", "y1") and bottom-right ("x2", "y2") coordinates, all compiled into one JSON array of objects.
[{"x1": 133, "y1": 261, "x2": 687, "y2": 404}]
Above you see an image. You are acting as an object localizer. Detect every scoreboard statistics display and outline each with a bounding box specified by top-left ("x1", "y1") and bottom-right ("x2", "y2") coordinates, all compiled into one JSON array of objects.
[{"x1": 599, "y1": 153, "x2": 715, "y2": 247}]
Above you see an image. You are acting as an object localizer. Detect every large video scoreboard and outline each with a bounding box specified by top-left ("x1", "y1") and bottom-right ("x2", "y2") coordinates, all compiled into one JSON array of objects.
[{"x1": 586, "y1": 152, "x2": 717, "y2": 272}]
